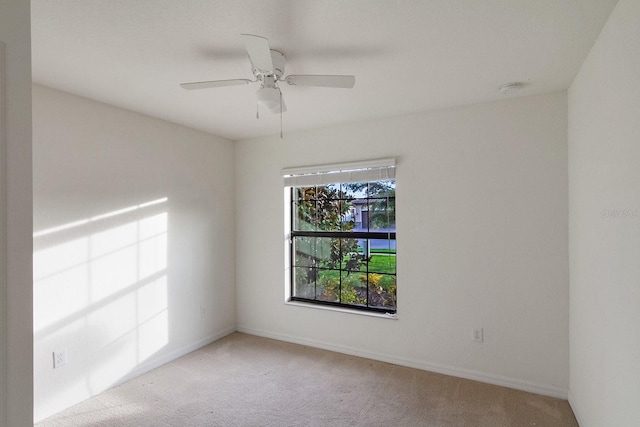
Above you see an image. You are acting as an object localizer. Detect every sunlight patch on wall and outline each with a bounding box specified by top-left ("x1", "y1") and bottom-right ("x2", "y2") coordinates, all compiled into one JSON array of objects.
[{"x1": 33, "y1": 197, "x2": 170, "y2": 406}]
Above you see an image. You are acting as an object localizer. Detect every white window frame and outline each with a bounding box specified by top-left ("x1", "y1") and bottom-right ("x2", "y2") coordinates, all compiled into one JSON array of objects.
[{"x1": 282, "y1": 158, "x2": 397, "y2": 317}]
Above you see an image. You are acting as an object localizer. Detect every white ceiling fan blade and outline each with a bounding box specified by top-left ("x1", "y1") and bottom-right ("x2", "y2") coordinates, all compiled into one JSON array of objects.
[
  {"x1": 241, "y1": 34, "x2": 274, "y2": 73},
  {"x1": 284, "y1": 75, "x2": 355, "y2": 88},
  {"x1": 180, "y1": 79, "x2": 252, "y2": 90}
]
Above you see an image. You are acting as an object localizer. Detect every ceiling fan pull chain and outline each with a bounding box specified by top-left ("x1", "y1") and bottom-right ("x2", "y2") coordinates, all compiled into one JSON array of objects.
[
  {"x1": 256, "y1": 104, "x2": 260, "y2": 120},
  {"x1": 280, "y1": 89, "x2": 283, "y2": 139}
]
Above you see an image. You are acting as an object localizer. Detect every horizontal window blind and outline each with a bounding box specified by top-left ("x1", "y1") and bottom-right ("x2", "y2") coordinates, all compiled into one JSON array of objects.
[{"x1": 282, "y1": 158, "x2": 395, "y2": 187}]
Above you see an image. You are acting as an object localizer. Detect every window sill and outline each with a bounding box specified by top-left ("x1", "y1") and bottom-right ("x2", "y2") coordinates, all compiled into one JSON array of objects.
[{"x1": 285, "y1": 300, "x2": 398, "y2": 320}]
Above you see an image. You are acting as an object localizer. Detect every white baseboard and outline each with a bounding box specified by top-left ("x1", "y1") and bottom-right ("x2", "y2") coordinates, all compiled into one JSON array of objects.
[
  {"x1": 103, "y1": 326, "x2": 235, "y2": 392},
  {"x1": 568, "y1": 390, "x2": 585, "y2": 426},
  {"x1": 236, "y1": 325, "x2": 569, "y2": 400}
]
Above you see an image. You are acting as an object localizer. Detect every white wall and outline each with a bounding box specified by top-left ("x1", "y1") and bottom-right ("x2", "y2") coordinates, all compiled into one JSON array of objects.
[
  {"x1": 32, "y1": 85, "x2": 236, "y2": 421},
  {"x1": 235, "y1": 92, "x2": 569, "y2": 397},
  {"x1": 0, "y1": 1, "x2": 33, "y2": 426},
  {"x1": 568, "y1": 0, "x2": 640, "y2": 425}
]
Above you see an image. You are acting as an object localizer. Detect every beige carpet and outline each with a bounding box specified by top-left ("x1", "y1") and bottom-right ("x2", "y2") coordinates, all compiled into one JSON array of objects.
[{"x1": 37, "y1": 333, "x2": 578, "y2": 426}]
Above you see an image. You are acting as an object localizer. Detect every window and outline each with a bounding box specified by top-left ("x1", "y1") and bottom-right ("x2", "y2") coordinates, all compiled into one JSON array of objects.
[{"x1": 283, "y1": 159, "x2": 396, "y2": 314}]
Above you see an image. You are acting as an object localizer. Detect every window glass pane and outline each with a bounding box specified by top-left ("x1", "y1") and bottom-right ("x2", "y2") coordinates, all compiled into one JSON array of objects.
[
  {"x1": 367, "y1": 180, "x2": 395, "y2": 198},
  {"x1": 293, "y1": 237, "x2": 338, "y2": 269},
  {"x1": 314, "y1": 237, "x2": 337, "y2": 269},
  {"x1": 367, "y1": 180, "x2": 395, "y2": 233},
  {"x1": 340, "y1": 200, "x2": 356, "y2": 232},
  {"x1": 368, "y1": 198, "x2": 395, "y2": 232},
  {"x1": 316, "y1": 269, "x2": 340, "y2": 302},
  {"x1": 294, "y1": 236, "x2": 316, "y2": 267},
  {"x1": 340, "y1": 237, "x2": 366, "y2": 271},
  {"x1": 341, "y1": 182, "x2": 367, "y2": 199},
  {"x1": 349, "y1": 199, "x2": 368, "y2": 232},
  {"x1": 341, "y1": 271, "x2": 367, "y2": 306},
  {"x1": 369, "y1": 239, "x2": 396, "y2": 274},
  {"x1": 294, "y1": 200, "x2": 317, "y2": 231},
  {"x1": 296, "y1": 186, "x2": 315, "y2": 201},
  {"x1": 293, "y1": 266, "x2": 316, "y2": 299},
  {"x1": 314, "y1": 184, "x2": 342, "y2": 231},
  {"x1": 315, "y1": 184, "x2": 340, "y2": 204},
  {"x1": 366, "y1": 273, "x2": 396, "y2": 310},
  {"x1": 340, "y1": 239, "x2": 364, "y2": 264}
]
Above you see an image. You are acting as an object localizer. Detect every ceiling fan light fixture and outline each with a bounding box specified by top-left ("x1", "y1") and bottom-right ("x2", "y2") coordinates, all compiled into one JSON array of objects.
[{"x1": 257, "y1": 86, "x2": 281, "y2": 112}]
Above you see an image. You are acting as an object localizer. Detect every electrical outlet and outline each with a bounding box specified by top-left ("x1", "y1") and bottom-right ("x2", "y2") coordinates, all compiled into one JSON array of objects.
[
  {"x1": 200, "y1": 305, "x2": 206, "y2": 318},
  {"x1": 472, "y1": 328, "x2": 484, "y2": 343},
  {"x1": 53, "y1": 348, "x2": 68, "y2": 369}
]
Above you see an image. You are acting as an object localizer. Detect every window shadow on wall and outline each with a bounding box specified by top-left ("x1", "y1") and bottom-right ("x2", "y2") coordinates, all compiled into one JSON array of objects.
[{"x1": 33, "y1": 198, "x2": 169, "y2": 417}]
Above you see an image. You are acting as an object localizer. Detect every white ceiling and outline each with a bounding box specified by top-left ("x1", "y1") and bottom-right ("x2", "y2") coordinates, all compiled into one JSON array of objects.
[{"x1": 31, "y1": 0, "x2": 618, "y2": 141}]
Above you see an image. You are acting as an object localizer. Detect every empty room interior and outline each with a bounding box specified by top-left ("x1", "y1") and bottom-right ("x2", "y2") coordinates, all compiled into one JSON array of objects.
[{"x1": 1, "y1": 0, "x2": 639, "y2": 425}]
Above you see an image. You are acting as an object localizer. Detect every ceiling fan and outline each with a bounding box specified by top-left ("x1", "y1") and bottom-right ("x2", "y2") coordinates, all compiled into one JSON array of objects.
[{"x1": 180, "y1": 34, "x2": 356, "y2": 116}]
